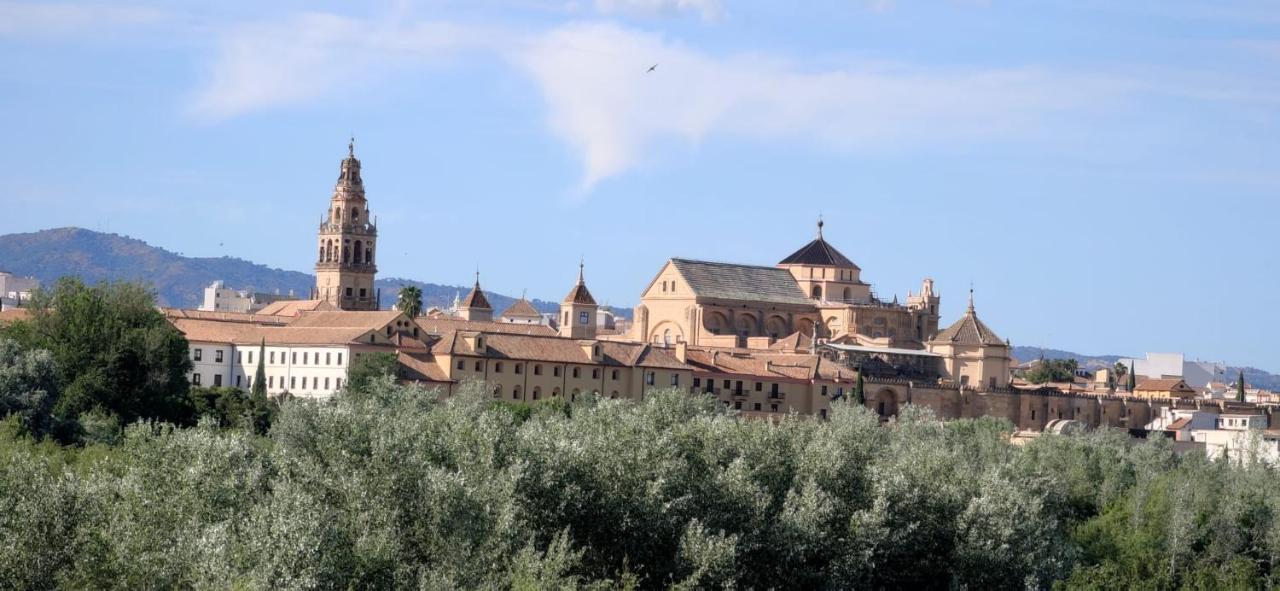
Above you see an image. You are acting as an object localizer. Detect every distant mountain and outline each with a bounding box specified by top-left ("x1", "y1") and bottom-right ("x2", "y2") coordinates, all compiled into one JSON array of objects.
[
  {"x1": 1013, "y1": 345, "x2": 1280, "y2": 391},
  {"x1": 0, "y1": 227, "x2": 605, "y2": 317}
]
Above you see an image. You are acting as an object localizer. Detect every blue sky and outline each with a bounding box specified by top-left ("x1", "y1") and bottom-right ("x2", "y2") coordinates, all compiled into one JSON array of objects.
[{"x1": 2, "y1": 0, "x2": 1278, "y2": 370}]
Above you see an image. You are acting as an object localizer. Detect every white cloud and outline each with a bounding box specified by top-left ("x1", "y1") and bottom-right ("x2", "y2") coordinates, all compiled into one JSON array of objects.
[
  {"x1": 592, "y1": 0, "x2": 722, "y2": 20},
  {"x1": 188, "y1": 14, "x2": 1133, "y2": 189},
  {"x1": 511, "y1": 22, "x2": 1131, "y2": 189},
  {"x1": 0, "y1": 1, "x2": 164, "y2": 37},
  {"x1": 189, "y1": 13, "x2": 486, "y2": 120}
]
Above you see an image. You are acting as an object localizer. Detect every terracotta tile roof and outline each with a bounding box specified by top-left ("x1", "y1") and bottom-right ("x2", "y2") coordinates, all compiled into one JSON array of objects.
[
  {"x1": 286, "y1": 310, "x2": 406, "y2": 329},
  {"x1": 630, "y1": 345, "x2": 689, "y2": 370},
  {"x1": 161, "y1": 308, "x2": 289, "y2": 325},
  {"x1": 932, "y1": 309, "x2": 1005, "y2": 347},
  {"x1": 769, "y1": 330, "x2": 815, "y2": 353},
  {"x1": 459, "y1": 283, "x2": 492, "y2": 310},
  {"x1": 398, "y1": 351, "x2": 453, "y2": 384},
  {"x1": 500, "y1": 298, "x2": 542, "y2": 319},
  {"x1": 684, "y1": 348, "x2": 818, "y2": 382},
  {"x1": 0, "y1": 308, "x2": 31, "y2": 324},
  {"x1": 416, "y1": 316, "x2": 556, "y2": 336},
  {"x1": 1166, "y1": 417, "x2": 1192, "y2": 431},
  {"x1": 256, "y1": 299, "x2": 336, "y2": 317},
  {"x1": 172, "y1": 318, "x2": 374, "y2": 346},
  {"x1": 670, "y1": 259, "x2": 811, "y2": 306},
  {"x1": 563, "y1": 282, "x2": 597, "y2": 306},
  {"x1": 1136, "y1": 379, "x2": 1196, "y2": 392},
  {"x1": 778, "y1": 236, "x2": 859, "y2": 270}
]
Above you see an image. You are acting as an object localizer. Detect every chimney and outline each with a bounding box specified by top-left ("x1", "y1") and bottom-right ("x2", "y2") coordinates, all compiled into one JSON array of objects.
[
  {"x1": 675, "y1": 340, "x2": 687, "y2": 363},
  {"x1": 712, "y1": 350, "x2": 720, "y2": 366},
  {"x1": 765, "y1": 360, "x2": 773, "y2": 373}
]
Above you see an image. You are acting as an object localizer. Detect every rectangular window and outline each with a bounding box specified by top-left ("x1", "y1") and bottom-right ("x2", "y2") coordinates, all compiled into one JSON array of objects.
[
  {"x1": 324, "y1": 377, "x2": 330, "y2": 389},
  {"x1": 290, "y1": 376, "x2": 296, "y2": 389},
  {"x1": 312, "y1": 377, "x2": 318, "y2": 389},
  {"x1": 535, "y1": 365, "x2": 543, "y2": 376},
  {"x1": 771, "y1": 384, "x2": 780, "y2": 395},
  {"x1": 495, "y1": 362, "x2": 503, "y2": 373},
  {"x1": 337, "y1": 353, "x2": 343, "y2": 366},
  {"x1": 192, "y1": 373, "x2": 202, "y2": 385},
  {"x1": 572, "y1": 367, "x2": 580, "y2": 378},
  {"x1": 215, "y1": 350, "x2": 223, "y2": 363},
  {"x1": 236, "y1": 375, "x2": 242, "y2": 387},
  {"x1": 336, "y1": 378, "x2": 342, "y2": 389},
  {"x1": 270, "y1": 351, "x2": 275, "y2": 364},
  {"x1": 194, "y1": 348, "x2": 202, "y2": 361},
  {"x1": 326, "y1": 352, "x2": 332, "y2": 365},
  {"x1": 693, "y1": 378, "x2": 701, "y2": 388},
  {"x1": 734, "y1": 401, "x2": 742, "y2": 410},
  {"x1": 248, "y1": 351, "x2": 254, "y2": 364},
  {"x1": 515, "y1": 364, "x2": 523, "y2": 375},
  {"x1": 579, "y1": 311, "x2": 589, "y2": 325},
  {"x1": 771, "y1": 404, "x2": 778, "y2": 412},
  {"x1": 359, "y1": 288, "x2": 367, "y2": 298},
  {"x1": 292, "y1": 352, "x2": 297, "y2": 364},
  {"x1": 213, "y1": 374, "x2": 222, "y2": 387},
  {"x1": 236, "y1": 351, "x2": 242, "y2": 363},
  {"x1": 753, "y1": 403, "x2": 761, "y2": 411},
  {"x1": 821, "y1": 385, "x2": 828, "y2": 396},
  {"x1": 554, "y1": 366, "x2": 561, "y2": 377},
  {"x1": 671, "y1": 374, "x2": 679, "y2": 386},
  {"x1": 755, "y1": 382, "x2": 762, "y2": 392},
  {"x1": 474, "y1": 361, "x2": 482, "y2": 371},
  {"x1": 612, "y1": 370, "x2": 619, "y2": 380},
  {"x1": 646, "y1": 371, "x2": 655, "y2": 386},
  {"x1": 723, "y1": 380, "x2": 730, "y2": 389},
  {"x1": 457, "y1": 360, "x2": 464, "y2": 370},
  {"x1": 268, "y1": 376, "x2": 274, "y2": 388},
  {"x1": 345, "y1": 287, "x2": 353, "y2": 297}
]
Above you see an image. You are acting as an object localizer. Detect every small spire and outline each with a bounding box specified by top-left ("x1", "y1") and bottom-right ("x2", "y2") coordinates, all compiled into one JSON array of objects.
[
  {"x1": 816, "y1": 214, "x2": 824, "y2": 239},
  {"x1": 474, "y1": 268, "x2": 481, "y2": 288},
  {"x1": 968, "y1": 284, "x2": 975, "y2": 314},
  {"x1": 521, "y1": 288, "x2": 527, "y2": 300},
  {"x1": 578, "y1": 256, "x2": 585, "y2": 284}
]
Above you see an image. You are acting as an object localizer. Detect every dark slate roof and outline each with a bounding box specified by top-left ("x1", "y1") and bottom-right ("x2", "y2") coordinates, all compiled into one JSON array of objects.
[
  {"x1": 500, "y1": 298, "x2": 542, "y2": 319},
  {"x1": 932, "y1": 309, "x2": 1005, "y2": 346},
  {"x1": 778, "y1": 237, "x2": 859, "y2": 270},
  {"x1": 459, "y1": 284, "x2": 492, "y2": 310},
  {"x1": 670, "y1": 259, "x2": 812, "y2": 306}
]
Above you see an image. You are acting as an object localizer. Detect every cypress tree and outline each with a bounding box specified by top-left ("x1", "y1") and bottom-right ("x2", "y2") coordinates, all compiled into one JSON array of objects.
[
  {"x1": 854, "y1": 367, "x2": 865, "y2": 406},
  {"x1": 252, "y1": 339, "x2": 267, "y2": 398},
  {"x1": 1126, "y1": 362, "x2": 1136, "y2": 393},
  {"x1": 1237, "y1": 370, "x2": 1247, "y2": 403}
]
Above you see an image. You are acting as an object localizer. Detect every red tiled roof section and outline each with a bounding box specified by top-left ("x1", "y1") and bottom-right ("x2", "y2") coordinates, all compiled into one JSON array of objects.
[
  {"x1": 460, "y1": 285, "x2": 492, "y2": 310},
  {"x1": 932, "y1": 311, "x2": 1005, "y2": 347},
  {"x1": 500, "y1": 298, "x2": 542, "y2": 319},
  {"x1": 172, "y1": 318, "x2": 375, "y2": 346},
  {"x1": 684, "y1": 349, "x2": 818, "y2": 382},
  {"x1": 563, "y1": 282, "x2": 596, "y2": 306},
  {"x1": 256, "y1": 299, "x2": 336, "y2": 317},
  {"x1": 1166, "y1": 417, "x2": 1192, "y2": 430},
  {"x1": 416, "y1": 317, "x2": 556, "y2": 336},
  {"x1": 0, "y1": 308, "x2": 32, "y2": 324},
  {"x1": 1135, "y1": 379, "x2": 1196, "y2": 392},
  {"x1": 161, "y1": 308, "x2": 289, "y2": 325},
  {"x1": 287, "y1": 310, "x2": 405, "y2": 329},
  {"x1": 398, "y1": 352, "x2": 453, "y2": 384}
]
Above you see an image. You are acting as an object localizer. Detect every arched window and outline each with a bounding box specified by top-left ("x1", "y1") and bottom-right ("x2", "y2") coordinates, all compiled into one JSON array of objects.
[
  {"x1": 365, "y1": 247, "x2": 373, "y2": 264},
  {"x1": 532, "y1": 387, "x2": 541, "y2": 401},
  {"x1": 354, "y1": 241, "x2": 363, "y2": 263},
  {"x1": 663, "y1": 329, "x2": 671, "y2": 346},
  {"x1": 513, "y1": 386, "x2": 521, "y2": 400},
  {"x1": 552, "y1": 387, "x2": 561, "y2": 398},
  {"x1": 318, "y1": 245, "x2": 324, "y2": 262},
  {"x1": 812, "y1": 285, "x2": 822, "y2": 299},
  {"x1": 843, "y1": 287, "x2": 852, "y2": 301},
  {"x1": 334, "y1": 207, "x2": 341, "y2": 222},
  {"x1": 352, "y1": 207, "x2": 359, "y2": 222},
  {"x1": 342, "y1": 245, "x2": 350, "y2": 263}
]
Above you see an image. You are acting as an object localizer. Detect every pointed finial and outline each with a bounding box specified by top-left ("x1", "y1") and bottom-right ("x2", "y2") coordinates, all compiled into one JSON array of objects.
[
  {"x1": 474, "y1": 267, "x2": 480, "y2": 288},
  {"x1": 348, "y1": 136, "x2": 355, "y2": 157},
  {"x1": 968, "y1": 283, "x2": 975, "y2": 314},
  {"x1": 521, "y1": 288, "x2": 527, "y2": 300},
  {"x1": 578, "y1": 256, "x2": 585, "y2": 284},
  {"x1": 817, "y1": 214, "x2": 824, "y2": 239}
]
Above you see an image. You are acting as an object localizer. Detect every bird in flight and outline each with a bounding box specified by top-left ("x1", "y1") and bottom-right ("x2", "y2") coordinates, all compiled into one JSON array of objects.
[{"x1": 647, "y1": 63, "x2": 658, "y2": 73}]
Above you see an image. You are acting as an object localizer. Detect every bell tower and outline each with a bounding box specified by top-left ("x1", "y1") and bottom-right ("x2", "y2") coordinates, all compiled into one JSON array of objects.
[{"x1": 315, "y1": 138, "x2": 378, "y2": 310}]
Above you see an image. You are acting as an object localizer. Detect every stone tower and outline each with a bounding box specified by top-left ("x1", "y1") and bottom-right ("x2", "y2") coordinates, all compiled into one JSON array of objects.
[
  {"x1": 559, "y1": 260, "x2": 598, "y2": 339},
  {"x1": 315, "y1": 139, "x2": 378, "y2": 310},
  {"x1": 906, "y1": 278, "x2": 942, "y2": 342}
]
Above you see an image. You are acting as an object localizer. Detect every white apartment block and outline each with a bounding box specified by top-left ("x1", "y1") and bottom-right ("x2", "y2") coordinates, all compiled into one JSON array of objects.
[
  {"x1": 188, "y1": 341, "x2": 354, "y2": 399},
  {"x1": 200, "y1": 280, "x2": 300, "y2": 313}
]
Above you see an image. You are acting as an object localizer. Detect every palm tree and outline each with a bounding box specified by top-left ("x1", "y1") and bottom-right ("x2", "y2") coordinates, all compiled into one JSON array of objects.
[{"x1": 397, "y1": 285, "x2": 423, "y2": 317}]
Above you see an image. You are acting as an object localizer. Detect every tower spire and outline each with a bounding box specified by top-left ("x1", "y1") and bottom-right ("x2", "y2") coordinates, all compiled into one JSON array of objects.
[
  {"x1": 817, "y1": 214, "x2": 824, "y2": 239},
  {"x1": 578, "y1": 256, "x2": 585, "y2": 284},
  {"x1": 968, "y1": 284, "x2": 975, "y2": 314}
]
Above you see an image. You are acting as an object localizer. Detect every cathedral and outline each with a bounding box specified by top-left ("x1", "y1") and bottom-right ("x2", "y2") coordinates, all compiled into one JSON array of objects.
[
  {"x1": 313, "y1": 139, "x2": 379, "y2": 311},
  {"x1": 630, "y1": 219, "x2": 940, "y2": 350}
]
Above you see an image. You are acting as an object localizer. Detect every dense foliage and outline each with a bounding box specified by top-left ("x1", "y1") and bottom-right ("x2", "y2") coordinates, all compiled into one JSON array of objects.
[
  {"x1": 3, "y1": 379, "x2": 1280, "y2": 589},
  {"x1": 1025, "y1": 358, "x2": 1080, "y2": 384},
  {"x1": 0, "y1": 278, "x2": 193, "y2": 439}
]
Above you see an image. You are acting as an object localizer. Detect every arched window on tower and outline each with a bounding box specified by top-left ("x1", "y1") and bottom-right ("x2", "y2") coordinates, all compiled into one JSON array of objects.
[
  {"x1": 318, "y1": 245, "x2": 324, "y2": 262},
  {"x1": 843, "y1": 287, "x2": 852, "y2": 301},
  {"x1": 352, "y1": 208, "x2": 359, "y2": 222},
  {"x1": 334, "y1": 207, "x2": 341, "y2": 223},
  {"x1": 365, "y1": 247, "x2": 373, "y2": 264},
  {"x1": 342, "y1": 245, "x2": 350, "y2": 263},
  {"x1": 812, "y1": 285, "x2": 823, "y2": 299},
  {"x1": 353, "y1": 241, "x2": 363, "y2": 264}
]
